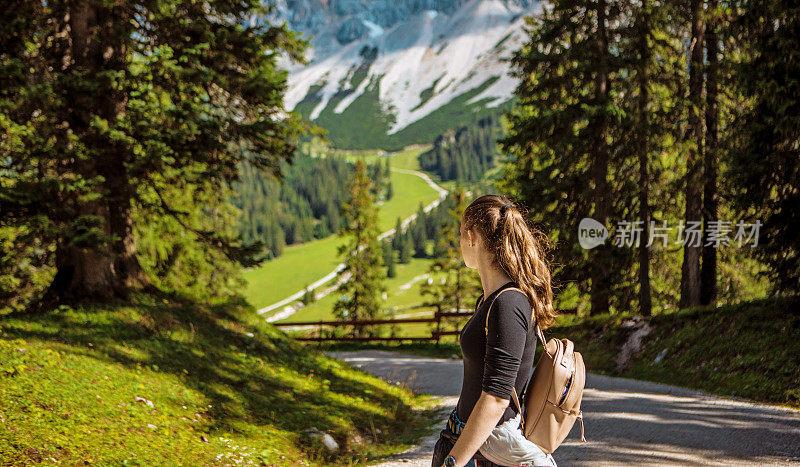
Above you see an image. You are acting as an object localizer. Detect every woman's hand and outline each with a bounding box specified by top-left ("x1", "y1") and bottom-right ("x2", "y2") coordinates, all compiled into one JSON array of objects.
[{"x1": 444, "y1": 390, "x2": 509, "y2": 467}]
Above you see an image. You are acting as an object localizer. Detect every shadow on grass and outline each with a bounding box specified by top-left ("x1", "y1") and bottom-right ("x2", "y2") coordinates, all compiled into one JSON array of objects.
[{"x1": 2, "y1": 291, "x2": 435, "y2": 464}]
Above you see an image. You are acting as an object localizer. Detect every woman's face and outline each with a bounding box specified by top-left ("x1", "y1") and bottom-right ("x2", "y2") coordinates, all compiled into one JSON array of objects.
[{"x1": 460, "y1": 221, "x2": 479, "y2": 269}]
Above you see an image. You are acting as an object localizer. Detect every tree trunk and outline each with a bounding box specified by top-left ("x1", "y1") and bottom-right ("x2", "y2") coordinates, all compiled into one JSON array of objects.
[
  {"x1": 39, "y1": 203, "x2": 121, "y2": 308},
  {"x1": 39, "y1": 1, "x2": 150, "y2": 308},
  {"x1": 701, "y1": 0, "x2": 719, "y2": 306},
  {"x1": 638, "y1": 0, "x2": 653, "y2": 317},
  {"x1": 590, "y1": 0, "x2": 611, "y2": 316},
  {"x1": 106, "y1": 159, "x2": 150, "y2": 291},
  {"x1": 96, "y1": 4, "x2": 151, "y2": 293},
  {"x1": 680, "y1": 0, "x2": 704, "y2": 309}
]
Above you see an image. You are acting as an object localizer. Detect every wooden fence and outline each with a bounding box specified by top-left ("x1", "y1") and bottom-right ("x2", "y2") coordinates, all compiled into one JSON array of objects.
[{"x1": 272, "y1": 306, "x2": 577, "y2": 343}]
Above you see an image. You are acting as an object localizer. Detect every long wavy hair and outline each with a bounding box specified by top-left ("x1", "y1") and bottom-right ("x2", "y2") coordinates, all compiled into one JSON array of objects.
[{"x1": 462, "y1": 194, "x2": 557, "y2": 329}]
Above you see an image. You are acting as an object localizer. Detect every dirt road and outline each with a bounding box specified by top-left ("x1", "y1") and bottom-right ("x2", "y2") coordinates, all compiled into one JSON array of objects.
[{"x1": 325, "y1": 350, "x2": 800, "y2": 466}]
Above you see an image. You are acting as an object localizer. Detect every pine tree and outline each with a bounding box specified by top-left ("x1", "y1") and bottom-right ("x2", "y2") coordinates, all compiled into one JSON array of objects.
[
  {"x1": 413, "y1": 225, "x2": 428, "y2": 258},
  {"x1": 332, "y1": 159, "x2": 387, "y2": 338},
  {"x1": 419, "y1": 116, "x2": 499, "y2": 182},
  {"x1": 382, "y1": 240, "x2": 394, "y2": 269},
  {"x1": 421, "y1": 188, "x2": 478, "y2": 337},
  {"x1": 0, "y1": 0, "x2": 305, "y2": 308},
  {"x1": 387, "y1": 256, "x2": 397, "y2": 278},
  {"x1": 622, "y1": 0, "x2": 686, "y2": 315},
  {"x1": 302, "y1": 285, "x2": 316, "y2": 305},
  {"x1": 635, "y1": 0, "x2": 654, "y2": 317},
  {"x1": 399, "y1": 231, "x2": 413, "y2": 264},
  {"x1": 728, "y1": 0, "x2": 800, "y2": 293},
  {"x1": 701, "y1": 0, "x2": 721, "y2": 306},
  {"x1": 680, "y1": 0, "x2": 706, "y2": 308},
  {"x1": 392, "y1": 217, "x2": 404, "y2": 251},
  {"x1": 499, "y1": 0, "x2": 632, "y2": 315},
  {"x1": 412, "y1": 203, "x2": 428, "y2": 257}
]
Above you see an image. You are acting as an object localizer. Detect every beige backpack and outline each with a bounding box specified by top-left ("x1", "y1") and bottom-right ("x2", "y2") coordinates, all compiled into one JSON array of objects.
[{"x1": 482, "y1": 287, "x2": 586, "y2": 454}]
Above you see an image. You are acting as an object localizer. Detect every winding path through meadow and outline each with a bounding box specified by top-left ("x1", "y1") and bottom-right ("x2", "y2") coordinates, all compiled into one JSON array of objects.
[{"x1": 257, "y1": 166, "x2": 452, "y2": 323}]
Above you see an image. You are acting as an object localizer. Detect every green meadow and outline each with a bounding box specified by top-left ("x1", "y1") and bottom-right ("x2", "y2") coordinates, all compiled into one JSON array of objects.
[
  {"x1": 277, "y1": 251, "x2": 474, "y2": 344},
  {"x1": 243, "y1": 145, "x2": 444, "y2": 313}
]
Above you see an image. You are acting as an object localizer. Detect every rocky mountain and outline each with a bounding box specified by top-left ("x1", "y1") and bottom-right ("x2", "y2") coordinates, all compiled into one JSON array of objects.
[{"x1": 263, "y1": 0, "x2": 540, "y2": 149}]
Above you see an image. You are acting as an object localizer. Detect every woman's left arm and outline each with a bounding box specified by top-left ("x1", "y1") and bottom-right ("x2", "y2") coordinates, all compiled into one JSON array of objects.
[
  {"x1": 442, "y1": 390, "x2": 508, "y2": 467},
  {"x1": 443, "y1": 293, "x2": 530, "y2": 467}
]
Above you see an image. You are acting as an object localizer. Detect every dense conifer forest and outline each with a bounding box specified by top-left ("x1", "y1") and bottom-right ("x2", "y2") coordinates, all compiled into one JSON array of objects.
[
  {"x1": 418, "y1": 116, "x2": 500, "y2": 183},
  {"x1": 230, "y1": 151, "x2": 392, "y2": 260}
]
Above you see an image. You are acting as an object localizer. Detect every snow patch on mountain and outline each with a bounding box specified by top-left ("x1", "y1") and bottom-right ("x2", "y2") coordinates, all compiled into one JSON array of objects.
[{"x1": 272, "y1": 0, "x2": 540, "y2": 134}]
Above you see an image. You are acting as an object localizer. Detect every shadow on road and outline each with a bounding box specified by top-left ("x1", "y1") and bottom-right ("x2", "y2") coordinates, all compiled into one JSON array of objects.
[{"x1": 331, "y1": 350, "x2": 800, "y2": 466}]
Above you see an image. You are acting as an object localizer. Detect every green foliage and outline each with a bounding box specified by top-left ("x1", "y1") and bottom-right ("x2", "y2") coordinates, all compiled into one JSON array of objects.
[
  {"x1": 333, "y1": 160, "x2": 387, "y2": 337},
  {"x1": 419, "y1": 116, "x2": 500, "y2": 183},
  {"x1": 303, "y1": 285, "x2": 317, "y2": 305},
  {"x1": 0, "y1": 224, "x2": 53, "y2": 313},
  {"x1": 421, "y1": 187, "x2": 480, "y2": 319},
  {"x1": 392, "y1": 218, "x2": 404, "y2": 251},
  {"x1": 727, "y1": 0, "x2": 800, "y2": 293},
  {"x1": 500, "y1": 0, "x2": 643, "y2": 314},
  {"x1": 412, "y1": 203, "x2": 429, "y2": 258},
  {"x1": 499, "y1": 0, "x2": 744, "y2": 314},
  {"x1": 134, "y1": 176, "x2": 246, "y2": 302},
  {"x1": 231, "y1": 148, "x2": 391, "y2": 261},
  {"x1": 0, "y1": 0, "x2": 307, "y2": 304},
  {"x1": 382, "y1": 240, "x2": 394, "y2": 266},
  {"x1": 399, "y1": 231, "x2": 413, "y2": 264}
]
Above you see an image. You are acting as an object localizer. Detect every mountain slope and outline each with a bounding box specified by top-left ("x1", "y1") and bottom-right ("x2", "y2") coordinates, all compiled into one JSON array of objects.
[{"x1": 267, "y1": 0, "x2": 540, "y2": 149}]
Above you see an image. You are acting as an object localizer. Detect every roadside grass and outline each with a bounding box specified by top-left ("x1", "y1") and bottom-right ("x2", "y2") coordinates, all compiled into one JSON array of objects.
[
  {"x1": 319, "y1": 296, "x2": 800, "y2": 408},
  {"x1": 556, "y1": 295, "x2": 800, "y2": 408},
  {"x1": 0, "y1": 292, "x2": 441, "y2": 465}
]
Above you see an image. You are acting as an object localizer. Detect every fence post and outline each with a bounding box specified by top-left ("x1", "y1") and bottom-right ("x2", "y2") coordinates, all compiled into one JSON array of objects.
[{"x1": 434, "y1": 303, "x2": 442, "y2": 346}]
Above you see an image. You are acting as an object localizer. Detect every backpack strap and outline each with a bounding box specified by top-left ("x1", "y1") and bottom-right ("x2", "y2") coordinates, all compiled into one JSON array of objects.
[
  {"x1": 481, "y1": 286, "x2": 550, "y2": 432},
  {"x1": 482, "y1": 287, "x2": 549, "y2": 356}
]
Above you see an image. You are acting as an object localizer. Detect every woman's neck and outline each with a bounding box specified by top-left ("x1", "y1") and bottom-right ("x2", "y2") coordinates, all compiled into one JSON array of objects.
[{"x1": 477, "y1": 257, "x2": 515, "y2": 298}]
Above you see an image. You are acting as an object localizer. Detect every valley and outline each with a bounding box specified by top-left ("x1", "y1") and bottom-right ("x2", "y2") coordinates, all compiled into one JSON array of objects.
[{"x1": 242, "y1": 144, "x2": 466, "y2": 335}]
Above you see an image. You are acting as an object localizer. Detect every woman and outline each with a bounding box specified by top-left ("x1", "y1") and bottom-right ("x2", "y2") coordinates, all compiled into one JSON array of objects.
[{"x1": 431, "y1": 195, "x2": 559, "y2": 467}]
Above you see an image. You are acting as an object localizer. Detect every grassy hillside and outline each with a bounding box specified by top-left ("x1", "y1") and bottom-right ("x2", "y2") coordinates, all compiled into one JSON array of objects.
[
  {"x1": 281, "y1": 256, "x2": 435, "y2": 323},
  {"x1": 320, "y1": 297, "x2": 800, "y2": 408},
  {"x1": 0, "y1": 294, "x2": 441, "y2": 465}
]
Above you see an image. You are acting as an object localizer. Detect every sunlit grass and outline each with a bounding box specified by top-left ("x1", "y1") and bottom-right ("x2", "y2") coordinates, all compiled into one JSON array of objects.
[{"x1": 0, "y1": 293, "x2": 442, "y2": 465}]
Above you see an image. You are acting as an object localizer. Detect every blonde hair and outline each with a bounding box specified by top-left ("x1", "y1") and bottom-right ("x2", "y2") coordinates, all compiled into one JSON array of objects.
[{"x1": 462, "y1": 194, "x2": 557, "y2": 329}]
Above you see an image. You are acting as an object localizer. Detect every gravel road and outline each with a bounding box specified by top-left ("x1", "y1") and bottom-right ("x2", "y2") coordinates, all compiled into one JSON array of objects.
[{"x1": 324, "y1": 350, "x2": 800, "y2": 466}]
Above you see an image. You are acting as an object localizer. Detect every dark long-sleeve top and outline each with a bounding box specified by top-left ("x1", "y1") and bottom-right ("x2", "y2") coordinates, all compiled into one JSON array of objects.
[{"x1": 455, "y1": 280, "x2": 538, "y2": 426}]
